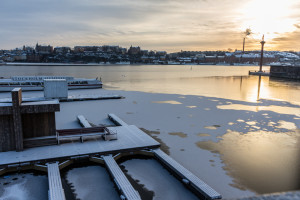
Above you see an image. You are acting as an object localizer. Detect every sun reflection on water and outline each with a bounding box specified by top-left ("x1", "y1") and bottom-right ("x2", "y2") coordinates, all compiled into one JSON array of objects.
[{"x1": 196, "y1": 130, "x2": 300, "y2": 193}]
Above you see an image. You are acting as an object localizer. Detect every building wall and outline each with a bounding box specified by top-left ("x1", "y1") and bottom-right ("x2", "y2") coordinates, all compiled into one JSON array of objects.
[
  {"x1": 270, "y1": 65, "x2": 300, "y2": 79},
  {"x1": 21, "y1": 112, "x2": 56, "y2": 138},
  {"x1": 0, "y1": 115, "x2": 15, "y2": 152}
]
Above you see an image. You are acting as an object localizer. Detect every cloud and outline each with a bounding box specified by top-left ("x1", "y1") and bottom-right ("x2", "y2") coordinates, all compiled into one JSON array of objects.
[
  {"x1": 269, "y1": 30, "x2": 300, "y2": 51},
  {"x1": 294, "y1": 24, "x2": 300, "y2": 29},
  {"x1": 0, "y1": 0, "x2": 299, "y2": 51}
]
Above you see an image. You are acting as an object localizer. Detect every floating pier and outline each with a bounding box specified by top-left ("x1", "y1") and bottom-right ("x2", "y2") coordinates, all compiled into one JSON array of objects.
[
  {"x1": 248, "y1": 70, "x2": 270, "y2": 76},
  {"x1": 0, "y1": 94, "x2": 124, "y2": 103},
  {"x1": 0, "y1": 114, "x2": 160, "y2": 168},
  {"x1": 103, "y1": 155, "x2": 141, "y2": 200},
  {"x1": 47, "y1": 162, "x2": 66, "y2": 200},
  {"x1": 0, "y1": 108, "x2": 221, "y2": 199},
  {"x1": 108, "y1": 113, "x2": 129, "y2": 126},
  {"x1": 77, "y1": 115, "x2": 92, "y2": 128},
  {"x1": 153, "y1": 149, "x2": 221, "y2": 199}
]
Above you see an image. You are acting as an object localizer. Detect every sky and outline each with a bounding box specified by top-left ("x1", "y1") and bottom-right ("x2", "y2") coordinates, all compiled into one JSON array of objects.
[{"x1": 0, "y1": 0, "x2": 300, "y2": 52}]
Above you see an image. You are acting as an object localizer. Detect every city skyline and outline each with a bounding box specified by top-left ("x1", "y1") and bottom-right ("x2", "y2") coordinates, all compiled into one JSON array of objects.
[{"x1": 1, "y1": 0, "x2": 300, "y2": 52}]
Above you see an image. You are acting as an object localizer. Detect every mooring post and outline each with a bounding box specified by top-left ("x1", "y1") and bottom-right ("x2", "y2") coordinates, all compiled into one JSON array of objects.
[
  {"x1": 259, "y1": 35, "x2": 266, "y2": 72},
  {"x1": 11, "y1": 88, "x2": 23, "y2": 151}
]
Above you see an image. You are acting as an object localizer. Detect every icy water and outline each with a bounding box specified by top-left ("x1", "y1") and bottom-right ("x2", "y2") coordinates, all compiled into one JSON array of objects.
[
  {"x1": 2, "y1": 64, "x2": 300, "y2": 103},
  {"x1": 1, "y1": 64, "x2": 300, "y2": 199},
  {"x1": 0, "y1": 173, "x2": 48, "y2": 200}
]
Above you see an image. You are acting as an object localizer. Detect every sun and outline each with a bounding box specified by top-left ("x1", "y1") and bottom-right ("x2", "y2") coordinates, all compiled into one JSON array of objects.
[{"x1": 239, "y1": 0, "x2": 298, "y2": 40}]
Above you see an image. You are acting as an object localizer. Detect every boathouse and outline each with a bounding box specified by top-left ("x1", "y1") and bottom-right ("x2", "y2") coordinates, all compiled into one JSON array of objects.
[
  {"x1": 0, "y1": 88, "x2": 60, "y2": 152},
  {"x1": 270, "y1": 65, "x2": 300, "y2": 79}
]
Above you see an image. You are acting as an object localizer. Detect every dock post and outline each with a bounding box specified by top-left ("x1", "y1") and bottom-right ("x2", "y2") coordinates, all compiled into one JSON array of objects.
[{"x1": 11, "y1": 88, "x2": 23, "y2": 151}]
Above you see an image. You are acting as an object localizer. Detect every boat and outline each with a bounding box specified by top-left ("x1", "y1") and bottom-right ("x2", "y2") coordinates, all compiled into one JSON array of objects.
[{"x1": 0, "y1": 76, "x2": 102, "y2": 92}]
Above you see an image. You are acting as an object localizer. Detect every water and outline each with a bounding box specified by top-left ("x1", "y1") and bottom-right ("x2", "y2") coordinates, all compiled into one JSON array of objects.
[
  {"x1": 1, "y1": 64, "x2": 300, "y2": 198},
  {"x1": 1, "y1": 64, "x2": 300, "y2": 103}
]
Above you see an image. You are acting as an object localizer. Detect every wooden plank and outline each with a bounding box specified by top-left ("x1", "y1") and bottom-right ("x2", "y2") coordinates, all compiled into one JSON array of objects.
[
  {"x1": 77, "y1": 115, "x2": 92, "y2": 128},
  {"x1": 47, "y1": 162, "x2": 66, "y2": 200},
  {"x1": 22, "y1": 112, "x2": 57, "y2": 138},
  {"x1": 56, "y1": 127, "x2": 105, "y2": 135},
  {"x1": 11, "y1": 88, "x2": 23, "y2": 151},
  {"x1": 103, "y1": 155, "x2": 141, "y2": 200},
  {"x1": 108, "y1": 113, "x2": 128, "y2": 126},
  {"x1": 20, "y1": 101, "x2": 60, "y2": 114},
  {"x1": 24, "y1": 136, "x2": 57, "y2": 148},
  {"x1": 0, "y1": 115, "x2": 16, "y2": 152},
  {"x1": 152, "y1": 149, "x2": 222, "y2": 200}
]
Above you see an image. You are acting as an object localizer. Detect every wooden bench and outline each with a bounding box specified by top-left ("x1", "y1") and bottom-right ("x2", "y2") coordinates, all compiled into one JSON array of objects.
[{"x1": 56, "y1": 127, "x2": 117, "y2": 144}]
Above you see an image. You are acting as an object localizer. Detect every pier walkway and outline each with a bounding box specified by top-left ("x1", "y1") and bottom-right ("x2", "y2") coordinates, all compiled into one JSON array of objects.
[
  {"x1": 0, "y1": 94, "x2": 123, "y2": 103},
  {"x1": 47, "y1": 162, "x2": 66, "y2": 200},
  {"x1": 108, "y1": 113, "x2": 128, "y2": 126},
  {"x1": 153, "y1": 149, "x2": 222, "y2": 199},
  {"x1": 0, "y1": 124, "x2": 160, "y2": 168},
  {"x1": 77, "y1": 115, "x2": 92, "y2": 128},
  {"x1": 0, "y1": 114, "x2": 222, "y2": 199},
  {"x1": 103, "y1": 155, "x2": 141, "y2": 200}
]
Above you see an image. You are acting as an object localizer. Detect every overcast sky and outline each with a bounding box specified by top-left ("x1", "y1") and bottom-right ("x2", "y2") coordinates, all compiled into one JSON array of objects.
[{"x1": 1, "y1": 0, "x2": 300, "y2": 52}]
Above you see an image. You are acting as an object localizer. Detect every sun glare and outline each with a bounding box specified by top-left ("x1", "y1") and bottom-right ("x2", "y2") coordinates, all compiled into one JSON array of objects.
[{"x1": 240, "y1": 0, "x2": 298, "y2": 40}]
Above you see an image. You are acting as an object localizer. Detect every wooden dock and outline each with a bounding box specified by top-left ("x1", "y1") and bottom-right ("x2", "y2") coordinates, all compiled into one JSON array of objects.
[
  {"x1": 103, "y1": 155, "x2": 141, "y2": 200},
  {"x1": 0, "y1": 124, "x2": 160, "y2": 168},
  {"x1": 77, "y1": 115, "x2": 92, "y2": 128},
  {"x1": 153, "y1": 148, "x2": 222, "y2": 199},
  {"x1": 108, "y1": 113, "x2": 129, "y2": 126},
  {"x1": 0, "y1": 94, "x2": 124, "y2": 103},
  {"x1": 47, "y1": 162, "x2": 66, "y2": 200},
  {"x1": 0, "y1": 114, "x2": 222, "y2": 199},
  {"x1": 248, "y1": 70, "x2": 270, "y2": 76}
]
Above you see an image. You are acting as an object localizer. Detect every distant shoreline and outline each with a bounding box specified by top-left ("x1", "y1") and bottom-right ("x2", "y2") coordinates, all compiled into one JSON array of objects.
[
  {"x1": 0, "y1": 62, "x2": 263, "y2": 67},
  {"x1": 3, "y1": 62, "x2": 118, "y2": 66}
]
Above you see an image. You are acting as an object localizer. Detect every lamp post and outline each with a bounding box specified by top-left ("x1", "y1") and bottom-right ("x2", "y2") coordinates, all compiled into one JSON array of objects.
[{"x1": 259, "y1": 35, "x2": 265, "y2": 72}]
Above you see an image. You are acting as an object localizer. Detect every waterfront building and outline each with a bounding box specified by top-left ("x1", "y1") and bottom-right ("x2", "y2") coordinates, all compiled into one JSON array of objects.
[{"x1": 35, "y1": 43, "x2": 53, "y2": 54}]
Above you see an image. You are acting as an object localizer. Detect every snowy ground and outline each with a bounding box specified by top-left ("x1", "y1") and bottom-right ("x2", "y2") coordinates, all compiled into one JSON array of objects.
[{"x1": 0, "y1": 87, "x2": 299, "y2": 199}]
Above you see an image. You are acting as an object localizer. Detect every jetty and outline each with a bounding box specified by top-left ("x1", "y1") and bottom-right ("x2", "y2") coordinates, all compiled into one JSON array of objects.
[
  {"x1": 0, "y1": 94, "x2": 124, "y2": 103},
  {"x1": 248, "y1": 70, "x2": 270, "y2": 76},
  {"x1": 0, "y1": 88, "x2": 221, "y2": 200}
]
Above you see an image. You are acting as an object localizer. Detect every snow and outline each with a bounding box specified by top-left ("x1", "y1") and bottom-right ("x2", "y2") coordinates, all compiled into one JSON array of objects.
[
  {"x1": 1, "y1": 65, "x2": 300, "y2": 198},
  {"x1": 53, "y1": 89, "x2": 300, "y2": 198},
  {"x1": 1, "y1": 87, "x2": 298, "y2": 198}
]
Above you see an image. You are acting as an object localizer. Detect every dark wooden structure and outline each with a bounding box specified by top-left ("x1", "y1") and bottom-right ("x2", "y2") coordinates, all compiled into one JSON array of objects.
[
  {"x1": 270, "y1": 65, "x2": 300, "y2": 79},
  {"x1": 0, "y1": 88, "x2": 60, "y2": 152}
]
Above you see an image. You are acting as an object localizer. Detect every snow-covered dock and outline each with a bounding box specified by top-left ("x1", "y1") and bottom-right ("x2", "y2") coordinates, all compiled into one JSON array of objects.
[
  {"x1": 0, "y1": 94, "x2": 124, "y2": 103},
  {"x1": 108, "y1": 113, "x2": 129, "y2": 126},
  {"x1": 0, "y1": 125, "x2": 160, "y2": 168},
  {"x1": 47, "y1": 162, "x2": 66, "y2": 200},
  {"x1": 153, "y1": 148, "x2": 222, "y2": 199},
  {"x1": 103, "y1": 155, "x2": 141, "y2": 200},
  {"x1": 0, "y1": 114, "x2": 222, "y2": 199}
]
